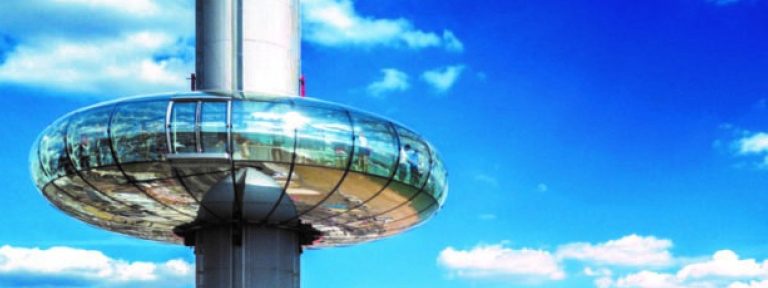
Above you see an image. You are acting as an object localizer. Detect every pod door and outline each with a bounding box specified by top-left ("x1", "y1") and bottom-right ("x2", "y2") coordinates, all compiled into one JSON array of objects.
[{"x1": 167, "y1": 99, "x2": 231, "y2": 162}]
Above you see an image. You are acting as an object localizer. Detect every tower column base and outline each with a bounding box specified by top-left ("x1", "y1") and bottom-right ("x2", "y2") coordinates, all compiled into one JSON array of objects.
[{"x1": 194, "y1": 225, "x2": 301, "y2": 288}]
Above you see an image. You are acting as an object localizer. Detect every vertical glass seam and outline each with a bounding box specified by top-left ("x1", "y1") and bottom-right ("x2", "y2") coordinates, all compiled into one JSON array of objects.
[
  {"x1": 280, "y1": 108, "x2": 357, "y2": 224},
  {"x1": 319, "y1": 120, "x2": 403, "y2": 222},
  {"x1": 262, "y1": 98, "x2": 298, "y2": 223},
  {"x1": 195, "y1": 100, "x2": 203, "y2": 153},
  {"x1": 108, "y1": 101, "x2": 196, "y2": 218},
  {"x1": 347, "y1": 139, "x2": 434, "y2": 226},
  {"x1": 62, "y1": 108, "x2": 145, "y2": 215},
  {"x1": 165, "y1": 101, "x2": 174, "y2": 154}
]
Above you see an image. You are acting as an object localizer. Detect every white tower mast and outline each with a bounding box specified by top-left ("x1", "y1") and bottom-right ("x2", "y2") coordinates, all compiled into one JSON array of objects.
[{"x1": 196, "y1": 0, "x2": 300, "y2": 96}]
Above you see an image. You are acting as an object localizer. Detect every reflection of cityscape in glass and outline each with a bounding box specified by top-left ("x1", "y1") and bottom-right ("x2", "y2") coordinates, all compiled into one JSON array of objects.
[{"x1": 31, "y1": 92, "x2": 448, "y2": 246}]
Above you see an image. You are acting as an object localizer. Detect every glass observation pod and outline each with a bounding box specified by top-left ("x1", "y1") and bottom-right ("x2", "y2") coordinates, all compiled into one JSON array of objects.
[{"x1": 30, "y1": 92, "x2": 448, "y2": 247}]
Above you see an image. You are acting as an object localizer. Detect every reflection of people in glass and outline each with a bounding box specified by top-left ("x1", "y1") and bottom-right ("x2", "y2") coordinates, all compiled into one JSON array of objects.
[
  {"x1": 398, "y1": 144, "x2": 411, "y2": 181},
  {"x1": 78, "y1": 134, "x2": 91, "y2": 170},
  {"x1": 357, "y1": 132, "x2": 370, "y2": 172},
  {"x1": 58, "y1": 153, "x2": 74, "y2": 175},
  {"x1": 95, "y1": 124, "x2": 110, "y2": 167},
  {"x1": 334, "y1": 143, "x2": 347, "y2": 168},
  {"x1": 407, "y1": 146, "x2": 421, "y2": 184},
  {"x1": 235, "y1": 134, "x2": 251, "y2": 159},
  {"x1": 271, "y1": 139, "x2": 285, "y2": 162},
  {"x1": 212, "y1": 135, "x2": 227, "y2": 153}
]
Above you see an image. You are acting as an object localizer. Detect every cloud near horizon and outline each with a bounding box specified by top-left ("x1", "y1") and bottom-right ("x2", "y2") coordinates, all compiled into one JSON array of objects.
[
  {"x1": 0, "y1": 245, "x2": 192, "y2": 288},
  {"x1": 439, "y1": 235, "x2": 768, "y2": 287},
  {"x1": 438, "y1": 245, "x2": 565, "y2": 282}
]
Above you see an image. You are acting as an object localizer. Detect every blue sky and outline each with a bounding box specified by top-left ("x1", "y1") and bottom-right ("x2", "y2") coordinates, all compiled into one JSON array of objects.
[{"x1": 2, "y1": 0, "x2": 768, "y2": 287}]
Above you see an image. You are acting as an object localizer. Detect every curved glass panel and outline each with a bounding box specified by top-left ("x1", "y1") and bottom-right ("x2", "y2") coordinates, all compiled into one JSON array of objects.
[
  {"x1": 284, "y1": 166, "x2": 345, "y2": 218},
  {"x1": 39, "y1": 119, "x2": 74, "y2": 180},
  {"x1": 170, "y1": 101, "x2": 197, "y2": 153},
  {"x1": 43, "y1": 184, "x2": 179, "y2": 242},
  {"x1": 286, "y1": 105, "x2": 352, "y2": 217},
  {"x1": 135, "y1": 179, "x2": 198, "y2": 215},
  {"x1": 53, "y1": 176, "x2": 115, "y2": 211},
  {"x1": 51, "y1": 176, "x2": 176, "y2": 224},
  {"x1": 67, "y1": 107, "x2": 114, "y2": 171},
  {"x1": 232, "y1": 101, "x2": 294, "y2": 162},
  {"x1": 293, "y1": 105, "x2": 352, "y2": 167},
  {"x1": 418, "y1": 200, "x2": 439, "y2": 220},
  {"x1": 350, "y1": 113, "x2": 398, "y2": 177},
  {"x1": 315, "y1": 171, "x2": 389, "y2": 223},
  {"x1": 86, "y1": 178, "x2": 192, "y2": 223},
  {"x1": 341, "y1": 181, "x2": 418, "y2": 224},
  {"x1": 378, "y1": 185, "x2": 436, "y2": 227},
  {"x1": 30, "y1": 134, "x2": 47, "y2": 189},
  {"x1": 395, "y1": 127, "x2": 430, "y2": 187},
  {"x1": 200, "y1": 101, "x2": 228, "y2": 153},
  {"x1": 111, "y1": 101, "x2": 171, "y2": 181},
  {"x1": 429, "y1": 152, "x2": 448, "y2": 204}
]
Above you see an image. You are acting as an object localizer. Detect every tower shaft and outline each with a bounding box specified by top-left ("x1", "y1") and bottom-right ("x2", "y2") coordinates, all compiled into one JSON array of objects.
[
  {"x1": 196, "y1": 0, "x2": 301, "y2": 95},
  {"x1": 192, "y1": 1, "x2": 303, "y2": 287},
  {"x1": 195, "y1": 226, "x2": 301, "y2": 288}
]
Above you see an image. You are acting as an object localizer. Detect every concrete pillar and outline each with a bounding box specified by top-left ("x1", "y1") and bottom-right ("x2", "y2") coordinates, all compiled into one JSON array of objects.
[
  {"x1": 196, "y1": 0, "x2": 301, "y2": 96},
  {"x1": 195, "y1": 225, "x2": 301, "y2": 288}
]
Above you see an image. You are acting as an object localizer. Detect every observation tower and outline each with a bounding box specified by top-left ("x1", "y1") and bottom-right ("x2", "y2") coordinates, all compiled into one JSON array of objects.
[{"x1": 30, "y1": 0, "x2": 447, "y2": 287}]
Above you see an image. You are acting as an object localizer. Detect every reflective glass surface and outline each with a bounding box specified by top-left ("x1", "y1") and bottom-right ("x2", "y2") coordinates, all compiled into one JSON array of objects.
[
  {"x1": 67, "y1": 107, "x2": 114, "y2": 171},
  {"x1": 31, "y1": 93, "x2": 447, "y2": 246},
  {"x1": 351, "y1": 113, "x2": 398, "y2": 177},
  {"x1": 395, "y1": 127, "x2": 430, "y2": 187},
  {"x1": 112, "y1": 101, "x2": 171, "y2": 181},
  {"x1": 200, "y1": 101, "x2": 228, "y2": 153},
  {"x1": 232, "y1": 101, "x2": 294, "y2": 162},
  {"x1": 171, "y1": 101, "x2": 197, "y2": 153},
  {"x1": 39, "y1": 119, "x2": 72, "y2": 180},
  {"x1": 286, "y1": 105, "x2": 352, "y2": 217}
]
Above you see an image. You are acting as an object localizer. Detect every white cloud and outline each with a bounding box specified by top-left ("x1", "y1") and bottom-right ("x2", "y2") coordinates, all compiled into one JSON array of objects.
[
  {"x1": 442, "y1": 30, "x2": 465, "y2": 52},
  {"x1": 589, "y1": 250, "x2": 768, "y2": 288},
  {"x1": 0, "y1": 0, "x2": 193, "y2": 97},
  {"x1": 421, "y1": 65, "x2": 466, "y2": 94},
  {"x1": 730, "y1": 280, "x2": 768, "y2": 288},
  {"x1": 614, "y1": 271, "x2": 684, "y2": 288},
  {"x1": 0, "y1": 245, "x2": 192, "y2": 287},
  {"x1": 737, "y1": 133, "x2": 768, "y2": 155},
  {"x1": 51, "y1": 0, "x2": 160, "y2": 15},
  {"x1": 556, "y1": 235, "x2": 674, "y2": 267},
  {"x1": 596, "y1": 276, "x2": 616, "y2": 288},
  {"x1": 0, "y1": 0, "x2": 461, "y2": 97},
  {"x1": 729, "y1": 131, "x2": 768, "y2": 168},
  {"x1": 473, "y1": 173, "x2": 499, "y2": 187},
  {"x1": 302, "y1": 0, "x2": 463, "y2": 52},
  {"x1": 366, "y1": 68, "x2": 409, "y2": 97},
  {"x1": 585, "y1": 267, "x2": 614, "y2": 277},
  {"x1": 440, "y1": 236, "x2": 768, "y2": 287},
  {"x1": 438, "y1": 244, "x2": 566, "y2": 282},
  {"x1": 0, "y1": 32, "x2": 191, "y2": 95},
  {"x1": 677, "y1": 250, "x2": 768, "y2": 280}
]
